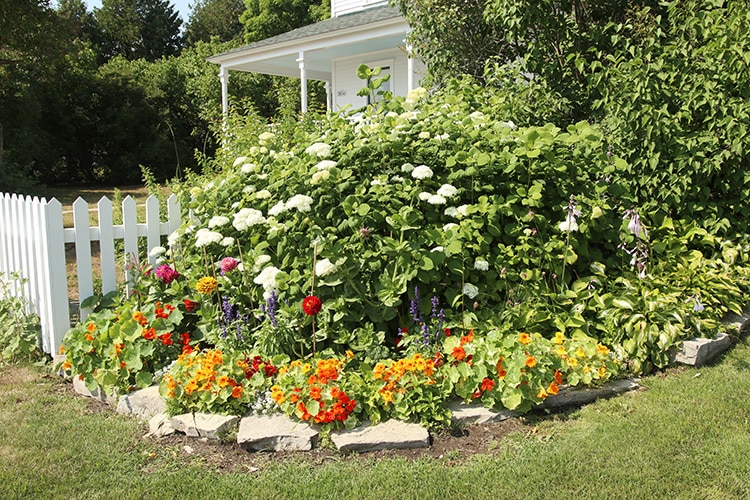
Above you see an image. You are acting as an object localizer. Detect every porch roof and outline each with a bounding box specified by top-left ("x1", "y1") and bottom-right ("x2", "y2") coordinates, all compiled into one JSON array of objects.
[{"x1": 207, "y1": 6, "x2": 407, "y2": 81}]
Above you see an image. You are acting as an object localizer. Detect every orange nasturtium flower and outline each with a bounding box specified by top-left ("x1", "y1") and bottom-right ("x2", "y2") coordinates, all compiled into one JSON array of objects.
[
  {"x1": 519, "y1": 332, "x2": 532, "y2": 345},
  {"x1": 452, "y1": 346, "x2": 467, "y2": 361},
  {"x1": 132, "y1": 311, "x2": 148, "y2": 326},
  {"x1": 525, "y1": 354, "x2": 537, "y2": 369},
  {"x1": 142, "y1": 327, "x2": 156, "y2": 340},
  {"x1": 231, "y1": 386, "x2": 243, "y2": 399},
  {"x1": 496, "y1": 358, "x2": 507, "y2": 379},
  {"x1": 548, "y1": 381, "x2": 560, "y2": 395},
  {"x1": 87, "y1": 323, "x2": 96, "y2": 333}
]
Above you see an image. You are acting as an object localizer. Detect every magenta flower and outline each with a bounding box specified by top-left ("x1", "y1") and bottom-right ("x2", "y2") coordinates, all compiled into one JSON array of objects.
[
  {"x1": 154, "y1": 264, "x2": 180, "y2": 284},
  {"x1": 220, "y1": 257, "x2": 239, "y2": 273}
]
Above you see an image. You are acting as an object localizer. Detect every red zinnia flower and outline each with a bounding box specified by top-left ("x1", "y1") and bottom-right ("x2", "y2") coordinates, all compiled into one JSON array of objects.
[
  {"x1": 183, "y1": 299, "x2": 199, "y2": 312},
  {"x1": 302, "y1": 295, "x2": 322, "y2": 316}
]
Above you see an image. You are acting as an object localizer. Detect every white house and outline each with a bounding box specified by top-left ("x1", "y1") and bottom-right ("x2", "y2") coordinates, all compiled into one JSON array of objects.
[{"x1": 207, "y1": 1, "x2": 424, "y2": 113}]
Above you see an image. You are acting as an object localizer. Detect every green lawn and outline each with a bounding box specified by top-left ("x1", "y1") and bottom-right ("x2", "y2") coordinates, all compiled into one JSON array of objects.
[{"x1": 2, "y1": 340, "x2": 749, "y2": 499}]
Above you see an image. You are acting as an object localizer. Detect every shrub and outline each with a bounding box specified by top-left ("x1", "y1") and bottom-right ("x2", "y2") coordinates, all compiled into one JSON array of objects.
[{"x1": 0, "y1": 271, "x2": 42, "y2": 364}]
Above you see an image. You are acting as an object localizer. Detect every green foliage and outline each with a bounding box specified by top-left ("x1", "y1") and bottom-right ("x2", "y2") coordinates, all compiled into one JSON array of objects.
[
  {"x1": 241, "y1": 0, "x2": 329, "y2": 43},
  {"x1": 185, "y1": 0, "x2": 246, "y2": 45},
  {"x1": 590, "y1": 0, "x2": 750, "y2": 233},
  {"x1": 0, "y1": 272, "x2": 42, "y2": 364}
]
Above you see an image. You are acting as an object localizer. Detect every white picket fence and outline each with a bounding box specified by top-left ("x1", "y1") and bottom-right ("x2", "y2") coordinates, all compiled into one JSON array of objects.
[{"x1": 0, "y1": 192, "x2": 181, "y2": 358}]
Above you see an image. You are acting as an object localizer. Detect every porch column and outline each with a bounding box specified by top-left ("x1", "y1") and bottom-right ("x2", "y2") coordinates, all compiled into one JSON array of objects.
[
  {"x1": 324, "y1": 81, "x2": 332, "y2": 111},
  {"x1": 406, "y1": 43, "x2": 415, "y2": 92},
  {"x1": 297, "y1": 51, "x2": 308, "y2": 113},
  {"x1": 219, "y1": 65, "x2": 229, "y2": 117}
]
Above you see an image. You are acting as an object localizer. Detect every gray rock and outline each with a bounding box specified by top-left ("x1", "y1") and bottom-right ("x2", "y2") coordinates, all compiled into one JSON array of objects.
[
  {"x1": 237, "y1": 414, "x2": 319, "y2": 451},
  {"x1": 538, "y1": 378, "x2": 640, "y2": 410},
  {"x1": 116, "y1": 385, "x2": 166, "y2": 419},
  {"x1": 447, "y1": 400, "x2": 518, "y2": 426},
  {"x1": 675, "y1": 333, "x2": 733, "y2": 366},
  {"x1": 171, "y1": 413, "x2": 240, "y2": 440},
  {"x1": 147, "y1": 412, "x2": 175, "y2": 437},
  {"x1": 72, "y1": 375, "x2": 117, "y2": 406},
  {"x1": 330, "y1": 419, "x2": 430, "y2": 453}
]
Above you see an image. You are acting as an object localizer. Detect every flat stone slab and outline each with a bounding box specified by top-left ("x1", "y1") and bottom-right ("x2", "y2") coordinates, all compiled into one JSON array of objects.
[
  {"x1": 171, "y1": 413, "x2": 240, "y2": 440},
  {"x1": 675, "y1": 333, "x2": 733, "y2": 366},
  {"x1": 147, "y1": 412, "x2": 176, "y2": 438},
  {"x1": 537, "y1": 378, "x2": 640, "y2": 410},
  {"x1": 72, "y1": 375, "x2": 117, "y2": 406},
  {"x1": 330, "y1": 419, "x2": 430, "y2": 453},
  {"x1": 237, "y1": 414, "x2": 319, "y2": 451},
  {"x1": 116, "y1": 385, "x2": 166, "y2": 419},
  {"x1": 447, "y1": 400, "x2": 518, "y2": 426}
]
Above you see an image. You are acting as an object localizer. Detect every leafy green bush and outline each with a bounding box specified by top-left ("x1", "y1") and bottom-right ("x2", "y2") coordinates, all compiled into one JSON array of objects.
[{"x1": 0, "y1": 272, "x2": 42, "y2": 364}]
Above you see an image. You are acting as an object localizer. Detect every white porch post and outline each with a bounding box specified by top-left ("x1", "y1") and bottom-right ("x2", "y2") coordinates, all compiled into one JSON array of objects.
[
  {"x1": 406, "y1": 43, "x2": 415, "y2": 92},
  {"x1": 324, "y1": 81, "x2": 332, "y2": 111},
  {"x1": 297, "y1": 51, "x2": 308, "y2": 113},
  {"x1": 219, "y1": 65, "x2": 229, "y2": 117}
]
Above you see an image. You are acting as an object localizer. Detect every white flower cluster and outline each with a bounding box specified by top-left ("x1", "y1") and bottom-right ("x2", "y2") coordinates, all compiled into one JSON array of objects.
[
  {"x1": 241, "y1": 163, "x2": 256, "y2": 174},
  {"x1": 258, "y1": 131, "x2": 276, "y2": 145},
  {"x1": 233, "y1": 156, "x2": 248, "y2": 167},
  {"x1": 427, "y1": 194, "x2": 446, "y2": 205},
  {"x1": 315, "y1": 258, "x2": 337, "y2": 277},
  {"x1": 255, "y1": 189, "x2": 271, "y2": 199},
  {"x1": 233, "y1": 208, "x2": 266, "y2": 231},
  {"x1": 456, "y1": 205, "x2": 470, "y2": 217},
  {"x1": 311, "y1": 170, "x2": 330, "y2": 185},
  {"x1": 444, "y1": 207, "x2": 458, "y2": 217},
  {"x1": 405, "y1": 87, "x2": 428, "y2": 105},
  {"x1": 315, "y1": 160, "x2": 337, "y2": 170},
  {"x1": 286, "y1": 194, "x2": 313, "y2": 212},
  {"x1": 305, "y1": 142, "x2": 332, "y2": 158},
  {"x1": 242, "y1": 185, "x2": 256, "y2": 194},
  {"x1": 443, "y1": 223, "x2": 458, "y2": 231},
  {"x1": 149, "y1": 246, "x2": 166, "y2": 258},
  {"x1": 463, "y1": 283, "x2": 479, "y2": 299},
  {"x1": 436, "y1": 184, "x2": 458, "y2": 198},
  {"x1": 419, "y1": 192, "x2": 431, "y2": 201},
  {"x1": 411, "y1": 165, "x2": 433, "y2": 180},
  {"x1": 221, "y1": 237, "x2": 235, "y2": 247},
  {"x1": 474, "y1": 259, "x2": 490, "y2": 271},
  {"x1": 195, "y1": 228, "x2": 223, "y2": 248},
  {"x1": 253, "y1": 266, "x2": 280, "y2": 298},
  {"x1": 401, "y1": 163, "x2": 415, "y2": 173},
  {"x1": 253, "y1": 254, "x2": 272, "y2": 272},
  {"x1": 208, "y1": 215, "x2": 230, "y2": 228},
  {"x1": 268, "y1": 201, "x2": 288, "y2": 216}
]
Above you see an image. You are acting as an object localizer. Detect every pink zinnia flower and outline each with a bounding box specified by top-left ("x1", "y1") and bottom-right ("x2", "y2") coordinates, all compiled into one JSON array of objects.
[
  {"x1": 220, "y1": 257, "x2": 239, "y2": 273},
  {"x1": 154, "y1": 264, "x2": 179, "y2": 284}
]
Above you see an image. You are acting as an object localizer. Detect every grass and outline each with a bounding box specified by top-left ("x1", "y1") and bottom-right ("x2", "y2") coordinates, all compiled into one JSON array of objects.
[{"x1": 2, "y1": 340, "x2": 750, "y2": 499}]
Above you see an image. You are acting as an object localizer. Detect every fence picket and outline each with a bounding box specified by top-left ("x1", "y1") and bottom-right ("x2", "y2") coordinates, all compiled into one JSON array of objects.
[
  {"x1": 97, "y1": 197, "x2": 117, "y2": 294},
  {"x1": 0, "y1": 191, "x2": 182, "y2": 357}
]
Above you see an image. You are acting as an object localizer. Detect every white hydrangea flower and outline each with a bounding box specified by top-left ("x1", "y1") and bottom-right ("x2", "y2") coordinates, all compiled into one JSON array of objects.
[
  {"x1": 405, "y1": 87, "x2": 428, "y2": 104},
  {"x1": 412, "y1": 165, "x2": 433, "y2": 180},
  {"x1": 253, "y1": 265, "x2": 280, "y2": 293},
  {"x1": 149, "y1": 246, "x2": 166, "y2": 258},
  {"x1": 505, "y1": 120, "x2": 517, "y2": 130},
  {"x1": 253, "y1": 254, "x2": 272, "y2": 272},
  {"x1": 241, "y1": 163, "x2": 256, "y2": 174},
  {"x1": 456, "y1": 205, "x2": 470, "y2": 217},
  {"x1": 255, "y1": 189, "x2": 271, "y2": 199},
  {"x1": 286, "y1": 194, "x2": 313, "y2": 212},
  {"x1": 243, "y1": 185, "x2": 256, "y2": 194},
  {"x1": 208, "y1": 215, "x2": 230, "y2": 228},
  {"x1": 435, "y1": 133, "x2": 450, "y2": 141},
  {"x1": 221, "y1": 237, "x2": 235, "y2": 247},
  {"x1": 370, "y1": 179, "x2": 386, "y2": 186},
  {"x1": 315, "y1": 258, "x2": 337, "y2": 277},
  {"x1": 315, "y1": 160, "x2": 337, "y2": 170},
  {"x1": 443, "y1": 223, "x2": 458, "y2": 231},
  {"x1": 463, "y1": 283, "x2": 479, "y2": 299},
  {"x1": 311, "y1": 170, "x2": 330, "y2": 185},
  {"x1": 167, "y1": 230, "x2": 180, "y2": 247},
  {"x1": 401, "y1": 163, "x2": 415, "y2": 173},
  {"x1": 268, "y1": 201, "x2": 288, "y2": 216},
  {"x1": 469, "y1": 111, "x2": 485, "y2": 121},
  {"x1": 189, "y1": 186, "x2": 202, "y2": 198},
  {"x1": 233, "y1": 156, "x2": 248, "y2": 167},
  {"x1": 437, "y1": 184, "x2": 458, "y2": 198},
  {"x1": 195, "y1": 228, "x2": 223, "y2": 248},
  {"x1": 427, "y1": 194, "x2": 447, "y2": 205},
  {"x1": 233, "y1": 208, "x2": 266, "y2": 231},
  {"x1": 305, "y1": 142, "x2": 332, "y2": 158},
  {"x1": 419, "y1": 192, "x2": 432, "y2": 201},
  {"x1": 256, "y1": 173, "x2": 268, "y2": 180},
  {"x1": 391, "y1": 175, "x2": 404, "y2": 183},
  {"x1": 444, "y1": 207, "x2": 458, "y2": 217},
  {"x1": 258, "y1": 131, "x2": 276, "y2": 144},
  {"x1": 418, "y1": 131, "x2": 430, "y2": 139},
  {"x1": 474, "y1": 259, "x2": 490, "y2": 271}
]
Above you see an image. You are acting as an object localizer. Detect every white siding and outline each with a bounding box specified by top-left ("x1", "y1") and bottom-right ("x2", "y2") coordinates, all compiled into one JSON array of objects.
[
  {"x1": 332, "y1": 0, "x2": 388, "y2": 17},
  {"x1": 333, "y1": 49, "x2": 422, "y2": 110}
]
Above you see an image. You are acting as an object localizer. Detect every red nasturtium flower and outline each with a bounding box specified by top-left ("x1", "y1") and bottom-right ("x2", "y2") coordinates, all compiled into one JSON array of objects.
[
  {"x1": 302, "y1": 295, "x2": 322, "y2": 316},
  {"x1": 183, "y1": 299, "x2": 199, "y2": 312},
  {"x1": 480, "y1": 377, "x2": 495, "y2": 392}
]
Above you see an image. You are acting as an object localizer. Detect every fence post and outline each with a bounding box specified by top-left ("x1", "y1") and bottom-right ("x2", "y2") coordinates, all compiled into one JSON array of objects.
[
  {"x1": 146, "y1": 196, "x2": 161, "y2": 266},
  {"x1": 43, "y1": 199, "x2": 71, "y2": 360},
  {"x1": 97, "y1": 197, "x2": 117, "y2": 295}
]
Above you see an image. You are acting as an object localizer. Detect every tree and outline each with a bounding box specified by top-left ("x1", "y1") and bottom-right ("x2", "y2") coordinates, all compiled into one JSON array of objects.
[
  {"x1": 185, "y1": 0, "x2": 246, "y2": 45},
  {"x1": 94, "y1": 0, "x2": 184, "y2": 62},
  {"x1": 241, "y1": 0, "x2": 329, "y2": 43}
]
